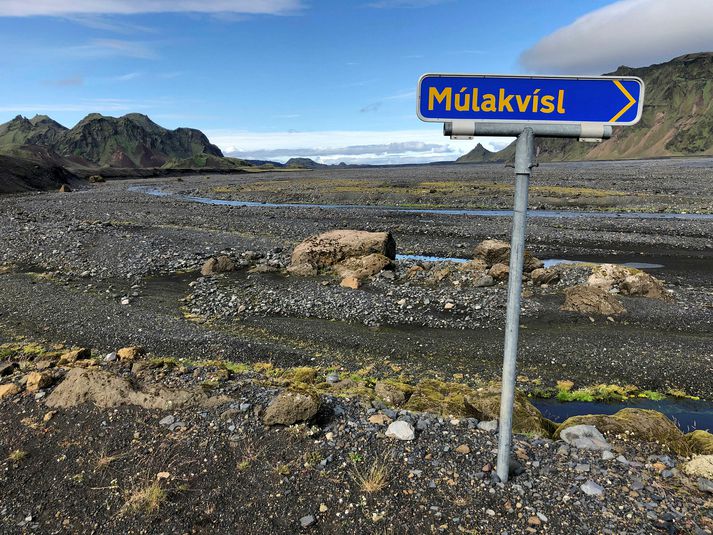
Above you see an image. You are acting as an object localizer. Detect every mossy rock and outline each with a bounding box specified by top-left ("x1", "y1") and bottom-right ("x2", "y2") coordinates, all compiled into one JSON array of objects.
[
  {"x1": 465, "y1": 385, "x2": 556, "y2": 437},
  {"x1": 403, "y1": 379, "x2": 475, "y2": 417},
  {"x1": 279, "y1": 367, "x2": 319, "y2": 386},
  {"x1": 554, "y1": 408, "x2": 685, "y2": 452},
  {"x1": 686, "y1": 430, "x2": 713, "y2": 455}
]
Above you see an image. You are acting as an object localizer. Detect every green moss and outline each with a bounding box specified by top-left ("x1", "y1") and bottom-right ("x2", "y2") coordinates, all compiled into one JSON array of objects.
[
  {"x1": 638, "y1": 390, "x2": 667, "y2": 401},
  {"x1": 685, "y1": 430, "x2": 713, "y2": 455},
  {"x1": 403, "y1": 378, "x2": 475, "y2": 416}
]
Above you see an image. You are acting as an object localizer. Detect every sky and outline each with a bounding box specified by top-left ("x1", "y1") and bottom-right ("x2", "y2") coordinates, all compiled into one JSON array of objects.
[{"x1": 0, "y1": 0, "x2": 712, "y2": 165}]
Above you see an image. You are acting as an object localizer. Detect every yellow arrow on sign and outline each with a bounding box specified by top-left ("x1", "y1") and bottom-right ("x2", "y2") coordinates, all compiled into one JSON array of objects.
[{"x1": 610, "y1": 80, "x2": 637, "y2": 122}]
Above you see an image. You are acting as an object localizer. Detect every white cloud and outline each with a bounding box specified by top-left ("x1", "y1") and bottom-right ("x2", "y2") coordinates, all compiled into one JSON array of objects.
[
  {"x1": 64, "y1": 39, "x2": 159, "y2": 59},
  {"x1": 0, "y1": 98, "x2": 168, "y2": 114},
  {"x1": 520, "y1": 0, "x2": 713, "y2": 74},
  {"x1": 207, "y1": 128, "x2": 511, "y2": 165},
  {"x1": 0, "y1": 1, "x2": 302, "y2": 17}
]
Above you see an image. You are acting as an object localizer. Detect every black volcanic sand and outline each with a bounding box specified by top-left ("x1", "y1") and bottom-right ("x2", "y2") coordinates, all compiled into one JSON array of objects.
[{"x1": 0, "y1": 161, "x2": 712, "y2": 398}]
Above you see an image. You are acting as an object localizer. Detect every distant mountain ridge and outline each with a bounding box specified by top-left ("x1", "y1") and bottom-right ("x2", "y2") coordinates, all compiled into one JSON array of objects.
[
  {"x1": 458, "y1": 52, "x2": 713, "y2": 163},
  {"x1": 0, "y1": 113, "x2": 223, "y2": 168}
]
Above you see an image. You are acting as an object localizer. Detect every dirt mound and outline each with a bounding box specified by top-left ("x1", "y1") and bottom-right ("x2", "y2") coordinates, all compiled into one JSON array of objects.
[
  {"x1": 45, "y1": 368, "x2": 223, "y2": 410},
  {"x1": 562, "y1": 285, "x2": 626, "y2": 315}
]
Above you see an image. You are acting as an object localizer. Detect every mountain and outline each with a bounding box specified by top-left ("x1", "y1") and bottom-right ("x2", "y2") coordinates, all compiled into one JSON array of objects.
[
  {"x1": 456, "y1": 143, "x2": 515, "y2": 163},
  {"x1": 0, "y1": 113, "x2": 223, "y2": 168},
  {"x1": 284, "y1": 157, "x2": 326, "y2": 169},
  {"x1": 457, "y1": 52, "x2": 713, "y2": 163}
]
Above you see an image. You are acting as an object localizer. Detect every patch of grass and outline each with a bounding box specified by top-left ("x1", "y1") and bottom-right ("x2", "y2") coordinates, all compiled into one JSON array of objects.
[
  {"x1": 348, "y1": 452, "x2": 364, "y2": 464},
  {"x1": 555, "y1": 383, "x2": 640, "y2": 402},
  {"x1": 666, "y1": 388, "x2": 700, "y2": 400},
  {"x1": 273, "y1": 463, "x2": 291, "y2": 476},
  {"x1": 7, "y1": 449, "x2": 28, "y2": 463},
  {"x1": 638, "y1": 390, "x2": 667, "y2": 401},
  {"x1": 350, "y1": 458, "x2": 390, "y2": 494},
  {"x1": 123, "y1": 481, "x2": 167, "y2": 515}
]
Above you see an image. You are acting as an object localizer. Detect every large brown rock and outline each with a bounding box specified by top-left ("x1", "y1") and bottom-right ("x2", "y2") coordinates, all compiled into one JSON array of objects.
[
  {"x1": 554, "y1": 408, "x2": 684, "y2": 450},
  {"x1": 374, "y1": 381, "x2": 410, "y2": 406},
  {"x1": 262, "y1": 390, "x2": 320, "y2": 426},
  {"x1": 474, "y1": 239, "x2": 543, "y2": 272},
  {"x1": 117, "y1": 346, "x2": 145, "y2": 361},
  {"x1": 333, "y1": 253, "x2": 392, "y2": 280},
  {"x1": 488, "y1": 263, "x2": 509, "y2": 281},
  {"x1": 58, "y1": 347, "x2": 91, "y2": 365},
  {"x1": 686, "y1": 430, "x2": 713, "y2": 455},
  {"x1": 26, "y1": 371, "x2": 54, "y2": 393},
  {"x1": 290, "y1": 230, "x2": 396, "y2": 272},
  {"x1": 562, "y1": 285, "x2": 626, "y2": 315},
  {"x1": 530, "y1": 267, "x2": 560, "y2": 286},
  {"x1": 587, "y1": 264, "x2": 666, "y2": 299},
  {"x1": 0, "y1": 383, "x2": 20, "y2": 399},
  {"x1": 201, "y1": 255, "x2": 235, "y2": 277}
]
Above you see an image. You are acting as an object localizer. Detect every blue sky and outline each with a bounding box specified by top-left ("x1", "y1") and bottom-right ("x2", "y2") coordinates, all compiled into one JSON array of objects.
[{"x1": 0, "y1": 0, "x2": 711, "y2": 164}]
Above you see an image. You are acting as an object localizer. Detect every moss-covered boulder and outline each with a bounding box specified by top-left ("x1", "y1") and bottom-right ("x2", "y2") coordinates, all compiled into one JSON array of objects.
[
  {"x1": 686, "y1": 430, "x2": 713, "y2": 455},
  {"x1": 403, "y1": 379, "x2": 474, "y2": 416},
  {"x1": 465, "y1": 385, "x2": 556, "y2": 437},
  {"x1": 554, "y1": 408, "x2": 685, "y2": 452}
]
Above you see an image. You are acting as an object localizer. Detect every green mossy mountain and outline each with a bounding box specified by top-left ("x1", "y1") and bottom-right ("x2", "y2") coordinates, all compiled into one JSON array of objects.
[
  {"x1": 0, "y1": 113, "x2": 223, "y2": 168},
  {"x1": 458, "y1": 52, "x2": 713, "y2": 163}
]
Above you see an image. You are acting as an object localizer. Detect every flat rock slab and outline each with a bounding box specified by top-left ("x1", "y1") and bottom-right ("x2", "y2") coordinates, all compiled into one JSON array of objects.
[
  {"x1": 560, "y1": 424, "x2": 611, "y2": 451},
  {"x1": 385, "y1": 420, "x2": 415, "y2": 441}
]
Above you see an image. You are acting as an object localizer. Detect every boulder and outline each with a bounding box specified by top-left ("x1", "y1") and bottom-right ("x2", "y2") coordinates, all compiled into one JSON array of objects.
[
  {"x1": 385, "y1": 420, "x2": 415, "y2": 441},
  {"x1": 474, "y1": 239, "x2": 543, "y2": 272},
  {"x1": 473, "y1": 274, "x2": 495, "y2": 287},
  {"x1": 374, "y1": 381, "x2": 409, "y2": 406},
  {"x1": 59, "y1": 184, "x2": 71, "y2": 193},
  {"x1": 559, "y1": 425, "x2": 611, "y2": 450},
  {"x1": 464, "y1": 385, "x2": 555, "y2": 437},
  {"x1": 262, "y1": 390, "x2": 320, "y2": 426},
  {"x1": 488, "y1": 263, "x2": 510, "y2": 281},
  {"x1": 620, "y1": 272, "x2": 667, "y2": 299},
  {"x1": 58, "y1": 347, "x2": 91, "y2": 365},
  {"x1": 0, "y1": 383, "x2": 20, "y2": 399},
  {"x1": 686, "y1": 430, "x2": 713, "y2": 455},
  {"x1": 201, "y1": 255, "x2": 235, "y2": 277},
  {"x1": 562, "y1": 285, "x2": 626, "y2": 315},
  {"x1": 682, "y1": 455, "x2": 713, "y2": 480},
  {"x1": 587, "y1": 264, "x2": 666, "y2": 299},
  {"x1": 26, "y1": 371, "x2": 54, "y2": 393},
  {"x1": 290, "y1": 230, "x2": 396, "y2": 271},
  {"x1": 117, "y1": 346, "x2": 145, "y2": 361},
  {"x1": 530, "y1": 267, "x2": 560, "y2": 286},
  {"x1": 554, "y1": 409, "x2": 684, "y2": 451},
  {"x1": 334, "y1": 253, "x2": 391, "y2": 280}
]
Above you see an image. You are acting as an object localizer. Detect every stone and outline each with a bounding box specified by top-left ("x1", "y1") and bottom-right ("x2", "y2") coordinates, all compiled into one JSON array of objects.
[
  {"x1": 263, "y1": 391, "x2": 320, "y2": 426},
  {"x1": 562, "y1": 285, "x2": 626, "y2": 315},
  {"x1": 334, "y1": 253, "x2": 392, "y2": 280},
  {"x1": 368, "y1": 414, "x2": 392, "y2": 426},
  {"x1": 0, "y1": 362, "x2": 19, "y2": 377},
  {"x1": 201, "y1": 255, "x2": 235, "y2": 276},
  {"x1": 59, "y1": 184, "x2": 71, "y2": 192},
  {"x1": 444, "y1": 302, "x2": 455, "y2": 310},
  {"x1": 698, "y1": 478, "x2": 713, "y2": 494},
  {"x1": 104, "y1": 352, "x2": 117, "y2": 362},
  {"x1": 530, "y1": 267, "x2": 560, "y2": 286},
  {"x1": 488, "y1": 263, "x2": 509, "y2": 281},
  {"x1": 474, "y1": 239, "x2": 543, "y2": 271},
  {"x1": 374, "y1": 381, "x2": 407, "y2": 406},
  {"x1": 385, "y1": 420, "x2": 415, "y2": 441},
  {"x1": 0, "y1": 383, "x2": 20, "y2": 399},
  {"x1": 465, "y1": 385, "x2": 554, "y2": 437},
  {"x1": 602, "y1": 450, "x2": 615, "y2": 460},
  {"x1": 58, "y1": 348, "x2": 91, "y2": 365},
  {"x1": 581, "y1": 480, "x2": 604, "y2": 496},
  {"x1": 555, "y1": 409, "x2": 683, "y2": 451},
  {"x1": 686, "y1": 430, "x2": 713, "y2": 455},
  {"x1": 325, "y1": 372, "x2": 339, "y2": 384},
  {"x1": 290, "y1": 230, "x2": 396, "y2": 272},
  {"x1": 473, "y1": 274, "x2": 495, "y2": 287},
  {"x1": 117, "y1": 346, "x2": 145, "y2": 361},
  {"x1": 26, "y1": 371, "x2": 53, "y2": 393},
  {"x1": 528, "y1": 516, "x2": 541, "y2": 527},
  {"x1": 588, "y1": 263, "x2": 667, "y2": 299},
  {"x1": 159, "y1": 415, "x2": 176, "y2": 426},
  {"x1": 339, "y1": 276, "x2": 360, "y2": 289},
  {"x1": 477, "y1": 420, "x2": 498, "y2": 432},
  {"x1": 455, "y1": 444, "x2": 471, "y2": 454},
  {"x1": 299, "y1": 515, "x2": 315, "y2": 528},
  {"x1": 682, "y1": 455, "x2": 713, "y2": 480},
  {"x1": 559, "y1": 425, "x2": 611, "y2": 450}
]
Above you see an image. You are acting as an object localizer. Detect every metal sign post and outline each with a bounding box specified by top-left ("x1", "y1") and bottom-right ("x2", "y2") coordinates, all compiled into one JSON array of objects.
[
  {"x1": 496, "y1": 127, "x2": 534, "y2": 482},
  {"x1": 417, "y1": 72, "x2": 645, "y2": 483}
]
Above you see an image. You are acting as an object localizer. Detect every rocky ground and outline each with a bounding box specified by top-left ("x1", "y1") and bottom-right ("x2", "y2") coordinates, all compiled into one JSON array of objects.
[
  {"x1": 0, "y1": 160, "x2": 712, "y2": 533},
  {"x1": 0, "y1": 349, "x2": 711, "y2": 534}
]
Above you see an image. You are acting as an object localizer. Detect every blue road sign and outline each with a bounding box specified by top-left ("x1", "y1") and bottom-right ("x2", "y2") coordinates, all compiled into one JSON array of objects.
[{"x1": 417, "y1": 74, "x2": 644, "y2": 126}]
